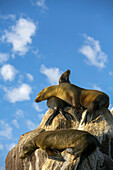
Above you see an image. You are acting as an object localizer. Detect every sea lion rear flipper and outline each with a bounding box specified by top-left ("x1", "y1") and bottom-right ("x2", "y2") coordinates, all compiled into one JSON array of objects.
[
  {"x1": 84, "y1": 111, "x2": 93, "y2": 124},
  {"x1": 73, "y1": 108, "x2": 83, "y2": 122},
  {"x1": 59, "y1": 69, "x2": 71, "y2": 84},
  {"x1": 82, "y1": 101, "x2": 99, "y2": 124}
]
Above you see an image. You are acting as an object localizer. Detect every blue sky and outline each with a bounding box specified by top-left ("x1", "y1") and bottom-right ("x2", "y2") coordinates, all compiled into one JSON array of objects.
[{"x1": 0, "y1": 0, "x2": 113, "y2": 169}]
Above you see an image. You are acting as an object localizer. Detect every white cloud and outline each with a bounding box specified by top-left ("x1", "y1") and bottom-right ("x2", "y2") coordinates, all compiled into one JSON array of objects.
[
  {"x1": 0, "y1": 53, "x2": 9, "y2": 64},
  {"x1": 32, "y1": 48, "x2": 42, "y2": 58},
  {"x1": 12, "y1": 119, "x2": 19, "y2": 128},
  {"x1": 0, "y1": 14, "x2": 16, "y2": 20},
  {"x1": 33, "y1": 103, "x2": 43, "y2": 112},
  {"x1": 15, "y1": 109, "x2": 24, "y2": 118},
  {"x1": 2, "y1": 18, "x2": 36, "y2": 55},
  {"x1": 109, "y1": 71, "x2": 113, "y2": 76},
  {"x1": 36, "y1": 0, "x2": 47, "y2": 10},
  {"x1": 0, "y1": 144, "x2": 4, "y2": 150},
  {"x1": 26, "y1": 120, "x2": 37, "y2": 130},
  {"x1": 0, "y1": 120, "x2": 13, "y2": 139},
  {"x1": 0, "y1": 64, "x2": 18, "y2": 81},
  {"x1": 79, "y1": 35, "x2": 107, "y2": 68},
  {"x1": 4, "y1": 83, "x2": 32, "y2": 103},
  {"x1": 0, "y1": 166, "x2": 4, "y2": 170},
  {"x1": 40, "y1": 64, "x2": 62, "y2": 84},
  {"x1": 26, "y1": 73, "x2": 34, "y2": 81},
  {"x1": 37, "y1": 113, "x2": 45, "y2": 119}
]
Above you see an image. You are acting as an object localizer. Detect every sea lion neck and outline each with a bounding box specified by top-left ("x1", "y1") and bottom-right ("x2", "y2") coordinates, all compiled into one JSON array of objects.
[{"x1": 44, "y1": 85, "x2": 59, "y2": 99}]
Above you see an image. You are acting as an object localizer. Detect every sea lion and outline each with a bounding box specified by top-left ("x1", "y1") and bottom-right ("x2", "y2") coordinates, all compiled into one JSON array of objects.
[
  {"x1": 45, "y1": 70, "x2": 76, "y2": 126},
  {"x1": 35, "y1": 82, "x2": 109, "y2": 124},
  {"x1": 19, "y1": 129, "x2": 100, "y2": 170}
]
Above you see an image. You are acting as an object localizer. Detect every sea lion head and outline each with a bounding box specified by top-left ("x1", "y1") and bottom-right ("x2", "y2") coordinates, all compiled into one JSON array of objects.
[
  {"x1": 35, "y1": 87, "x2": 48, "y2": 102},
  {"x1": 59, "y1": 69, "x2": 71, "y2": 84},
  {"x1": 35, "y1": 86, "x2": 56, "y2": 103}
]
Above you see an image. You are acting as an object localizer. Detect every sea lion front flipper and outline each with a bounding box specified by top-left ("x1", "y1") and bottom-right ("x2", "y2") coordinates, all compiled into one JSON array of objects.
[
  {"x1": 64, "y1": 112, "x2": 75, "y2": 121},
  {"x1": 45, "y1": 109, "x2": 59, "y2": 126},
  {"x1": 46, "y1": 148, "x2": 65, "y2": 162},
  {"x1": 59, "y1": 109, "x2": 74, "y2": 121}
]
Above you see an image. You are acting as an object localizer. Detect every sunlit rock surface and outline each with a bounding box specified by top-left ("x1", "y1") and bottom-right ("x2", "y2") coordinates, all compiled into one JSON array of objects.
[{"x1": 5, "y1": 107, "x2": 113, "y2": 170}]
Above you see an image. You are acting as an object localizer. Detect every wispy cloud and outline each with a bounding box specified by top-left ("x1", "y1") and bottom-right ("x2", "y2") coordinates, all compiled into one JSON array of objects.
[
  {"x1": 26, "y1": 120, "x2": 38, "y2": 130},
  {"x1": 2, "y1": 18, "x2": 36, "y2": 55},
  {"x1": 37, "y1": 113, "x2": 45, "y2": 119},
  {"x1": 4, "y1": 83, "x2": 32, "y2": 103},
  {"x1": 0, "y1": 64, "x2": 18, "y2": 81},
  {"x1": 79, "y1": 34, "x2": 107, "y2": 69},
  {"x1": 26, "y1": 73, "x2": 34, "y2": 81},
  {"x1": 33, "y1": 103, "x2": 43, "y2": 112},
  {"x1": 6, "y1": 143, "x2": 16, "y2": 151},
  {"x1": 0, "y1": 166, "x2": 4, "y2": 170},
  {"x1": 0, "y1": 14, "x2": 16, "y2": 20},
  {"x1": 0, "y1": 120, "x2": 13, "y2": 139},
  {"x1": 36, "y1": 0, "x2": 47, "y2": 10},
  {"x1": 0, "y1": 144, "x2": 4, "y2": 150},
  {"x1": 109, "y1": 71, "x2": 113, "y2": 76},
  {"x1": 92, "y1": 84, "x2": 102, "y2": 91},
  {"x1": 0, "y1": 52, "x2": 9, "y2": 64},
  {"x1": 14, "y1": 109, "x2": 24, "y2": 118},
  {"x1": 12, "y1": 119, "x2": 19, "y2": 128},
  {"x1": 40, "y1": 64, "x2": 62, "y2": 84}
]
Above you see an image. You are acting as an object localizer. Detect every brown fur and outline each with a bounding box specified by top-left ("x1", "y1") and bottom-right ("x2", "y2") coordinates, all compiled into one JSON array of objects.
[
  {"x1": 35, "y1": 82, "x2": 109, "y2": 123},
  {"x1": 20, "y1": 129, "x2": 100, "y2": 169},
  {"x1": 45, "y1": 69, "x2": 75, "y2": 126},
  {"x1": 59, "y1": 69, "x2": 71, "y2": 84}
]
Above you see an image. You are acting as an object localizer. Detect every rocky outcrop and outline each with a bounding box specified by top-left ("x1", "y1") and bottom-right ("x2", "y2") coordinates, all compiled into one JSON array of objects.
[{"x1": 5, "y1": 107, "x2": 113, "y2": 170}]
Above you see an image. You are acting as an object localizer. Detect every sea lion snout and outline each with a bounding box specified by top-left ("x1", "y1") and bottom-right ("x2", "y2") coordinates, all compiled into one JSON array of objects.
[
  {"x1": 35, "y1": 96, "x2": 39, "y2": 102},
  {"x1": 35, "y1": 96, "x2": 43, "y2": 102},
  {"x1": 35, "y1": 91, "x2": 44, "y2": 102}
]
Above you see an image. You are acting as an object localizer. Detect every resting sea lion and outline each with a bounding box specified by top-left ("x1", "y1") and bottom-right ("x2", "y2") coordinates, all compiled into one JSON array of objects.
[
  {"x1": 35, "y1": 82, "x2": 109, "y2": 124},
  {"x1": 45, "y1": 70, "x2": 77, "y2": 126},
  {"x1": 19, "y1": 129, "x2": 100, "y2": 170}
]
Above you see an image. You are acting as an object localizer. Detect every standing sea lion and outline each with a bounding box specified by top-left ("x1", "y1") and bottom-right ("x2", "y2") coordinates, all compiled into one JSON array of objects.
[
  {"x1": 19, "y1": 129, "x2": 100, "y2": 170},
  {"x1": 35, "y1": 82, "x2": 109, "y2": 124},
  {"x1": 45, "y1": 69, "x2": 78, "y2": 126}
]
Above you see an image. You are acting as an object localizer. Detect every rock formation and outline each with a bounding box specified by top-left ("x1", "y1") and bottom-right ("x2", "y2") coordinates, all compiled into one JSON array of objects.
[{"x1": 5, "y1": 106, "x2": 113, "y2": 170}]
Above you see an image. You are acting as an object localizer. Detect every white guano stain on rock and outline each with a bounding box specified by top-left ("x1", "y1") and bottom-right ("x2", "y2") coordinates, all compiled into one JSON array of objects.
[{"x1": 29, "y1": 162, "x2": 32, "y2": 170}]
